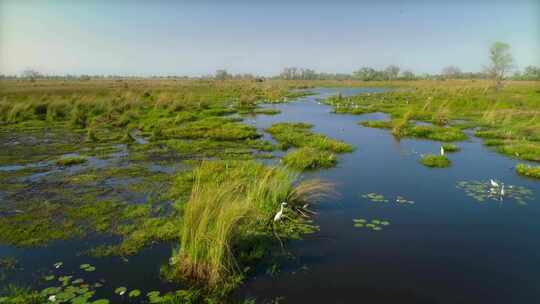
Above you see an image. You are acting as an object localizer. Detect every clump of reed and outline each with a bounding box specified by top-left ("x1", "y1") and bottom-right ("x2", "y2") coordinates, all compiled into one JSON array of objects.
[{"x1": 174, "y1": 161, "x2": 334, "y2": 287}]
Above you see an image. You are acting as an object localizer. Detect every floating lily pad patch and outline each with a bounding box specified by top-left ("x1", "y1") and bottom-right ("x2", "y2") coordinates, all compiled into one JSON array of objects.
[
  {"x1": 80, "y1": 263, "x2": 96, "y2": 272},
  {"x1": 353, "y1": 218, "x2": 390, "y2": 231},
  {"x1": 456, "y1": 180, "x2": 533, "y2": 205},
  {"x1": 114, "y1": 286, "x2": 127, "y2": 296},
  {"x1": 361, "y1": 193, "x2": 389, "y2": 203},
  {"x1": 395, "y1": 196, "x2": 415, "y2": 204}
]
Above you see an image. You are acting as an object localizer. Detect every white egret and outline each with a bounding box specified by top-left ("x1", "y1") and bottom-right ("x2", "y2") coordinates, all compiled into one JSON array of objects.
[
  {"x1": 490, "y1": 179, "x2": 499, "y2": 188},
  {"x1": 440, "y1": 146, "x2": 445, "y2": 156},
  {"x1": 500, "y1": 184, "x2": 505, "y2": 197},
  {"x1": 273, "y1": 202, "x2": 287, "y2": 222}
]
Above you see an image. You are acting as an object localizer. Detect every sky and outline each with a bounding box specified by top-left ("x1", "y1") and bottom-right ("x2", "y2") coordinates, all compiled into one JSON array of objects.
[{"x1": 1, "y1": 0, "x2": 539, "y2": 76}]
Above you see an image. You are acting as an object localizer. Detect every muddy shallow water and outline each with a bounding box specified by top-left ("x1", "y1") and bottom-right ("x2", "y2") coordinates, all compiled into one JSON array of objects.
[{"x1": 1, "y1": 88, "x2": 539, "y2": 303}]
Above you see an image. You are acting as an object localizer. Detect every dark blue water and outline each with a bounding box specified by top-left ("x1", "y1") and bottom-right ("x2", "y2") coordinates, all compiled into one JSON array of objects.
[
  {"x1": 235, "y1": 88, "x2": 540, "y2": 304},
  {"x1": 1, "y1": 88, "x2": 539, "y2": 303}
]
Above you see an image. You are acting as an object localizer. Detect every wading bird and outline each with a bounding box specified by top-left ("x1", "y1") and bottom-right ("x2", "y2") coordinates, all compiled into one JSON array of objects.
[
  {"x1": 440, "y1": 146, "x2": 445, "y2": 156},
  {"x1": 500, "y1": 184, "x2": 505, "y2": 197},
  {"x1": 273, "y1": 202, "x2": 287, "y2": 222},
  {"x1": 490, "y1": 179, "x2": 499, "y2": 188}
]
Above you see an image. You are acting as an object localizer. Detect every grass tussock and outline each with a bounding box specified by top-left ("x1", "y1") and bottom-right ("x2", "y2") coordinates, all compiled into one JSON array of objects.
[
  {"x1": 282, "y1": 147, "x2": 337, "y2": 170},
  {"x1": 174, "y1": 160, "x2": 335, "y2": 287},
  {"x1": 442, "y1": 143, "x2": 460, "y2": 152},
  {"x1": 420, "y1": 154, "x2": 451, "y2": 168},
  {"x1": 516, "y1": 163, "x2": 540, "y2": 179}
]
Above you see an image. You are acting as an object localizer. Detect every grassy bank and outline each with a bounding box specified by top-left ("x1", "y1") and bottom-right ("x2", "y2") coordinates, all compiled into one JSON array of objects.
[{"x1": 326, "y1": 80, "x2": 540, "y2": 162}]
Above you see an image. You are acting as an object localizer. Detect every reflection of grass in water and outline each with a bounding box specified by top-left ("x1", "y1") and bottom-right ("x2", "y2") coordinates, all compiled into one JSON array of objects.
[{"x1": 456, "y1": 180, "x2": 534, "y2": 205}]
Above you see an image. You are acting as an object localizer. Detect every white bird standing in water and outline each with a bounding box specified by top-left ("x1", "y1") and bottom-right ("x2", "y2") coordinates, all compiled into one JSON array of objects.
[
  {"x1": 440, "y1": 146, "x2": 445, "y2": 156},
  {"x1": 500, "y1": 184, "x2": 505, "y2": 197},
  {"x1": 490, "y1": 179, "x2": 499, "y2": 188},
  {"x1": 273, "y1": 202, "x2": 287, "y2": 222}
]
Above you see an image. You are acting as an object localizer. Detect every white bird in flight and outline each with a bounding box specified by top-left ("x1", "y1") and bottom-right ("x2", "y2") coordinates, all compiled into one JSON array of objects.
[
  {"x1": 273, "y1": 202, "x2": 287, "y2": 222},
  {"x1": 490, "y1": 179, "x2": 499, "y2": 188}
]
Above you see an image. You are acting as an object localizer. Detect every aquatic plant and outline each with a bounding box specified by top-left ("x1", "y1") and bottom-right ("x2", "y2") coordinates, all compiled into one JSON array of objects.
[
  {"x1": 361, "y1": 193, "x2": 389, "y2": 203},
  {"x1": 174, "y1": 160, "x2": 334, "y2": 287},
  {"x1": 456, "y1": 180, "x2": 534, "y2": 205},
  {"x1": 442, "y1": 143, "x2": 460, "y2": 152},
  {"x1": 420, "y1": 154, "x2": 451, "y2": 168},
  {"x1": 353, "y1": 218, "x2": 390, "y2": 231},
  {"x1": 266, "y1": 122, "x2": 353, "y2": 153},
  {"x1": 395, "y1": 196, "x2": 415, "y2": 204},
  {"x1": 282, "y1": 147, "x2": 337, "y2": 170},
  {"x1": 516, "y1": 163, "x2": 540, "y2": 179}
]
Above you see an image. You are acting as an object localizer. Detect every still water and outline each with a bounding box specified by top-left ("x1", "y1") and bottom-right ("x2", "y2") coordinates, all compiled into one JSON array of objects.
[
  {"x1": 1, "y1": 88, "x2": 539, "y2": 303},
  {"x1": 235, "y1": 88, "x2": 540, "y2": 304}
]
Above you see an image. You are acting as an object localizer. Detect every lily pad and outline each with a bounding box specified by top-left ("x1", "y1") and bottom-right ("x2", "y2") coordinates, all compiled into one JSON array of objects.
[
  {"x1": 128, "y1": 290, "x2": 141, "y2": 298},
  {"x1": 114, "y1": 287, "x2": 127, "y2": 296}
]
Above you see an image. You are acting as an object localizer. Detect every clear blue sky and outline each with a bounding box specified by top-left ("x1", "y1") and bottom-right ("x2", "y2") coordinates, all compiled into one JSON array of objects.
[{"x1": 1, "y1": 0, "x2": 539, "y2": 76}]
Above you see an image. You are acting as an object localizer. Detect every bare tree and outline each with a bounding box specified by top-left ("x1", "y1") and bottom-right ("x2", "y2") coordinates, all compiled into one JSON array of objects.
[
  {"x1": 441, "y1": 65, "x2": 462, "y2": 79},
  {"x1": 485, "y1": 42, "x2": 513, "y2": 90}
]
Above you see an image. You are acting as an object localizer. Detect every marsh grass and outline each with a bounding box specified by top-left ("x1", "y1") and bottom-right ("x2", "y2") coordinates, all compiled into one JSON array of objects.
[
  {"x1": 333, "y1": 80, "x2": 540, "y2": 161},
  {"x1": 282, "y1": 147, "x2": 337, "y2": 170},
  {"x1": 56, "y1": 156, "x2": 87, "y2": 166},
  {"x1": 420, "y1": 154, "x2": 451, "y2": 168},
  {"x1": 266, "y1": 122, "x2": 353, "y2": 153},
  {"x1": 516, "y1": 164, "x2": 540, "y2": 179},
  {"x1": 174, "y1": 161, "x2": 334, "y2": 287},
  {"x1": 442, "y1": 143, "x2": 460, "y2": 152}
]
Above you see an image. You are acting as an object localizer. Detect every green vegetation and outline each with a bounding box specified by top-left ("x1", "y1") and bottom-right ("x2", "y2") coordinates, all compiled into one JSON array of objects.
[
  {"x1": 331, "y1": 80, "x2": 540, "y2": 162},
  {"x1": 282, "y1": 147, "x2": 337, "y2": 170},
  {"x1": 516, "y1": 164, "x2": 540, "y2": 179},
  {"x1": 170, "y1": 160, "x2": 334, "y2": 288},
  {"x1": 56, "y1": 156, "x2": 87, "y2": 166},
  {"x1": 456, "y1": 180, "x2": 534, "y2": 205},
  {"x1": 420, "y1": 154, "x2": 451, "y2": 168},
  {"x1": 266, "y1": 122, "x2": 353, "y2": 170},
  {"x1": 353, "y1": 218, "x2": 390, "y2": 231},
  {"x1": 442, "y1": 143, "x2": 460, "y2": 152},
  {"x1": 361, "y1": 193, "x2": 389, "y2": 203}
]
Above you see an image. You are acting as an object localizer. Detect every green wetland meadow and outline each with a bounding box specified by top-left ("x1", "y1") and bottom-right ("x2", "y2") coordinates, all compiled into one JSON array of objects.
[{"x1": 0, "y1": 79, "x2": 540, "y2": 303}]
